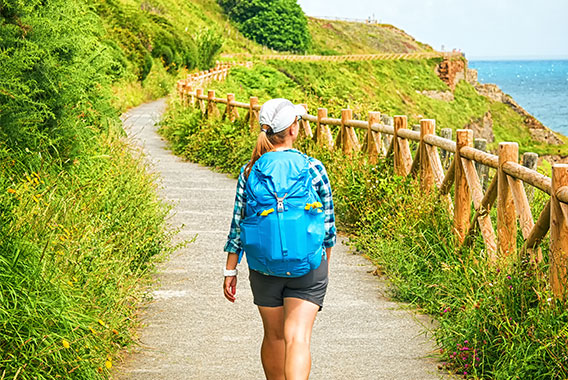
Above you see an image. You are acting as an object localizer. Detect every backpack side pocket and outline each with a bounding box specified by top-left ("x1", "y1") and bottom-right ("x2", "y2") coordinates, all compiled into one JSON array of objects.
[{"x1": 240, "y1": 216, "x2": 265, "y2": 271}]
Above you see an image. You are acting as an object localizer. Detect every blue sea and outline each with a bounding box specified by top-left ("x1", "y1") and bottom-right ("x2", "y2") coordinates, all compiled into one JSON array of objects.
[{"x1": 468, "y1": 60, "x2": 568, "y2": 137}]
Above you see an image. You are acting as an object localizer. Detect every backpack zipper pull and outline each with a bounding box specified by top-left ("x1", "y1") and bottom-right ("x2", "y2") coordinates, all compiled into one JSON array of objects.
[{"x1": 275, "y1": 193, "x2": 287, "y2": 213}]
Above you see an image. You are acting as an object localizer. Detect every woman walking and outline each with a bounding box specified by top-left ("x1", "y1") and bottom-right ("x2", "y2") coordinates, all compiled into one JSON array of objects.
[{"x1": 223, "y1": 98, "x2": 336, "y2": 380}]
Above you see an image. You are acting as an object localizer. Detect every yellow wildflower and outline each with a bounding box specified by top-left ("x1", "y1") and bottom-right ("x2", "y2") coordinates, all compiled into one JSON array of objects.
[
  {"x1": 7, "y1": 188, "x2": 16, "y2": 194},
  {"x1": 105, "y1": 360, "x2": 112, "y2": 369},
  {"x1": 98, "y1": 319, "x2": 108, "y2": 328},
  {"x1": 89, "y1": 327, "x2": 96, "y2": 334},
  {"x1": 62, "y1": 339, "x2": 70, "y2": 349},
  {"x1": 72, "y1": 276, "x2": 78, "y2": 282},
  {"x1": 67, "y1": 280, "x2": 73, "y2": 287}
]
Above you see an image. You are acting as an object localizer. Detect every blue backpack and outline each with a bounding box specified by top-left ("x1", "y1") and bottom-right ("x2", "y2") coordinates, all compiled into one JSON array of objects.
[{"x1": 240, "y1": 150, "x2": 325, "y2": 277}]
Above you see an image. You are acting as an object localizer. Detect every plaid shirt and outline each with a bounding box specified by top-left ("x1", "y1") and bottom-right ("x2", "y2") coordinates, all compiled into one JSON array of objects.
[{"x1": 224, "y1": 150, "x2": 336, "y2": 257}]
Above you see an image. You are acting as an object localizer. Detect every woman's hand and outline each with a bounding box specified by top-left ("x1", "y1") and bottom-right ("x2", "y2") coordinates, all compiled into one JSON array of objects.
[
  {"x1": 223, "y1": 253, "x2": 239, "y2": 302},
  {"x1": 223, "y1": 275, "x2": 237, "y2": 302}
]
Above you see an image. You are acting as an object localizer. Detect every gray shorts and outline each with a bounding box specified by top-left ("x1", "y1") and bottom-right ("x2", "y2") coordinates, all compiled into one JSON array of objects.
[{"x1": 248, "y1": 258, "x2": 329, "y2": 311}]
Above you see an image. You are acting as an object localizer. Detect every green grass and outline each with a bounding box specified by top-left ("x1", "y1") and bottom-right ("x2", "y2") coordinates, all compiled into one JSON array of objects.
[
  {"x1": 307, "y1": 17, "x2": 433, "y2": 55},
  {"x1": 0, "y1": 1, "x2": 175, "y2": 378},
  {"x1": 0, "y1": 133, "x2": 173, "y2": 379},
  {"x1": 205, "y1": 60, "x2": 565, "y2": 156}
]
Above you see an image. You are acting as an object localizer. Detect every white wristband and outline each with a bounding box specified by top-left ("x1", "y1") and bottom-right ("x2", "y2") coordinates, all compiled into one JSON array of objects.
[{"x1": 224, "y1": 268, "x2": 238, "y2": 277}]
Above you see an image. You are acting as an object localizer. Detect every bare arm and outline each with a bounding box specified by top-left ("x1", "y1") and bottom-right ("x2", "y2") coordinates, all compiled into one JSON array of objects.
[{"x1": 223, "y1": 253, "x2": 239, "y2": 303}]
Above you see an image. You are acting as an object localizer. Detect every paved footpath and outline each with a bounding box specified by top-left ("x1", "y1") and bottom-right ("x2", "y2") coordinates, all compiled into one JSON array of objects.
[{"x1": 115, "y1": 99, "x2": 452, "y2": 379}]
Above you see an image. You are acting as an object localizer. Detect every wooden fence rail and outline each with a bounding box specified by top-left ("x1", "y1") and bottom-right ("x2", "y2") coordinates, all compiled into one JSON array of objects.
[
  {"x1": 175, "y1": 76, "x2": 568, "y2": 301},
  {"x1": 220, "y1": 51, "x2": 464, "y2": 62}
]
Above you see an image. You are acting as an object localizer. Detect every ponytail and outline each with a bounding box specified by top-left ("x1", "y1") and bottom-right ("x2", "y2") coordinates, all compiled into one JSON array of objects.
[{"x1": 244, "y1": 126, "x2": 289, "y2": 178}]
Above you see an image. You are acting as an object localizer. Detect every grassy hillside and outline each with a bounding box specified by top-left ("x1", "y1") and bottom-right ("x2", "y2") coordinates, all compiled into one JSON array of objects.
[
  {"x1": 308, "y1": 17, "x2": 434, "y2": 55},
  {"x1": 208, "y1": 60, "x2": 568, "y2": 156}
]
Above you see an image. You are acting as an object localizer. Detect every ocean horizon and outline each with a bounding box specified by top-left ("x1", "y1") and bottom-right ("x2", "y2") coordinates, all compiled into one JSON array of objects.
[{"x1": 469, "y1": 59, "x2": 568, "y2": 138}]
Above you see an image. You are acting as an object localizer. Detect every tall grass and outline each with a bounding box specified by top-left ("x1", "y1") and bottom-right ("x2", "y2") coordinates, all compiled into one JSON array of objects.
[
  {"x1": 0, "y1": 1, "x2": 174, "y2": 378},
  {"x1": 0, "y1": 133, "x2": 173, "y2": 379},
  {"x1": 159, "y1": 93, "x2": 568, "y2": 379}
]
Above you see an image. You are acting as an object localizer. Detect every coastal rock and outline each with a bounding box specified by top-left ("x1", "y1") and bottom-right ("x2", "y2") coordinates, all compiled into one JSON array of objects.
[
  {"x1": 466, "y1": 111, "x2": 495, "y2": 142},
  {"x1": 474, "y1": 83, "x2": 505, "y2": 102},
  {"x1": 436, "y1": 58, "x2": 466, "y2": 90},
  {"x1": 474, "y1": 83, "x2": 564, "y2": 146},
  {"x1": 417, "y1": 90, "x2": 454, "y2": 101}
]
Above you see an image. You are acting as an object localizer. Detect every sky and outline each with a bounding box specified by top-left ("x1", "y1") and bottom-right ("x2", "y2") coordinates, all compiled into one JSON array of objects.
[{"x1": 296, "y1": 0, "x2": 568, "y2": 60}]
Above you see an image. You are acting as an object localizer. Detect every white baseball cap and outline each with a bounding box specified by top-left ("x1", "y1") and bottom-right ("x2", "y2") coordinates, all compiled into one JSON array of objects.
[{"x1": 259, "y1": 98, "x2": 306, "y2": 134}]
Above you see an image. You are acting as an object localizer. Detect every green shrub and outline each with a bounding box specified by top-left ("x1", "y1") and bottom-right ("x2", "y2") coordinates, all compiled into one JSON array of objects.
[
  {"x1": 141, "y1": 50, "x2": 154, "y2": 81},
  {"x1": 102, "y1": 39, "x2": 129, "y2": 80},
  {"x1": 196, "y1": 29, "x2": 224, "y2": 70},
  {"x1": 218, "y1": 0, "x2": 311, "y2": 53},
  {"x1": 0, "y1": 1, "x2": 172, "y2": 378}
]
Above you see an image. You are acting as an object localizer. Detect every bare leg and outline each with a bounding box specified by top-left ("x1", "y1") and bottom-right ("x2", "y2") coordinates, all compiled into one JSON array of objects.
[
  {"x1": 258, "y1": 306, "x2": 285, "y2": 380},
  {"x1": 283, "y1": 298, "x2": 319, "y2": 380}
]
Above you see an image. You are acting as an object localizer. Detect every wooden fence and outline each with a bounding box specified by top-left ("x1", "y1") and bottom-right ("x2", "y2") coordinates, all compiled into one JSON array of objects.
[
  {"x1": 176, "y1": 61, "x2": 252, "y2": 93},
  {"x1": 175, "y1": 70, "x2": 568, "y2": 301},
  {"x1": 220, "y1": 51, "x2": 463, "y2": 62}
]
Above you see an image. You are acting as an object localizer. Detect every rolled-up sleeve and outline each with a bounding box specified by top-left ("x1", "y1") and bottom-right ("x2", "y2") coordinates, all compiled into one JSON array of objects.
[{"x1": 309, "y1": 159, "x2": 337, "y2": 248}]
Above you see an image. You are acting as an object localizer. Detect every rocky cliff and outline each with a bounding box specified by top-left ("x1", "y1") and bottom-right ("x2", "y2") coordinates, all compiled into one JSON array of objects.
[{"x1": 436, "y1": 58, "x2": 565, "y2": 149}]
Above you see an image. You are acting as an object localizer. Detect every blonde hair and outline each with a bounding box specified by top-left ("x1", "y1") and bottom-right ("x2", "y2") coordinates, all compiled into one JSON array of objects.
[{"x1": 244, "y1": 125, "x2": 289, "y2": 179}]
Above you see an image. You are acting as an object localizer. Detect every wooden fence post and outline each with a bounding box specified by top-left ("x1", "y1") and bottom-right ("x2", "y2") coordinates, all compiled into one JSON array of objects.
[
  {"x1": 226, "y1": 93, "x2": 239, "y2": 122},
  {"x1": 249, "y1": 96, "x2": 259, "y2": 133},
  {"x1": 206, "y1": 90, "x2": 220, "y2": 119},
  {"x1": 186, "y1": 84, "x2": 194, "y2": 106},
  {"x1": 455, "y1": 129, "x2": 473, "y2": 244},
  {"x1": 523, "y1": 152, "x2": 538, "y2": 203},
  {"x1": 440, "y1": 128, "x2": 452, "y2": 169},
  {"x1": 316, "y1": 108, "x2": 333, "y2": 149},
  {"x1": 196, "y1": 88, "x2": 205, "y2": 114},
  {"x1": 550, "y1": 164, "x2": 568, "y2": 300},
  {"x1": 339, "y1": 109, "x2": 355, "y2": 155},
  {"x1": 420, "y1": 119, "x2": 436, "y2": 191},
  {"x1": 366, "y1": 112, "x2": 381, "y2": 164},
  {"x1": 299, "y1": 103, "x2": 313, "y2": 138},
  {"x1": 393, "y1": 116, "x2": 412, "y2": 176},
  {"x1": 498, "y1": 142, "x2": 518, "y2": 258},
  {"x1": 380, "y1": 115, "x2": 393, "y2": 156},
  {"x1": 184, "y1": 83, "x2": 192, "y2": 107},
  {"x1": 474, "y1": 138, "x2": 489, "y2": 190}
]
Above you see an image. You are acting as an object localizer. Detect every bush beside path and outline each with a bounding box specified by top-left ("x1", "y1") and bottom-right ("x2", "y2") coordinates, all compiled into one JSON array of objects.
[{"x1": 114, "y1": 99, "x2": 451, "y2": 379}]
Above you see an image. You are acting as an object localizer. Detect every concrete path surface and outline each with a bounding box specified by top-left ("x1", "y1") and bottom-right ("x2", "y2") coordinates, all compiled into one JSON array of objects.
[{"x1": 115, "y1": 99, "x2": 451, "y2": 379}]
